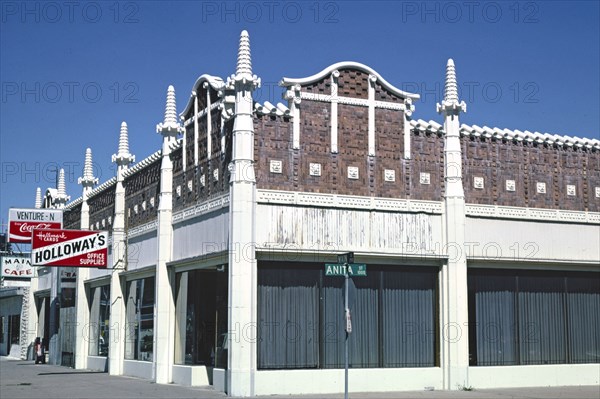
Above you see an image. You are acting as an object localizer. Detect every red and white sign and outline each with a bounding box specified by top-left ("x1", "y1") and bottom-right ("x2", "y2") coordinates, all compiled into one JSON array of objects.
[
  {"x1": 31, "y1": 229, "x2": 108, "y2": 268},
  {"x1": 8, "y1": 208, "x2": 63, "y2": 243},
  {"x1": 1, "y1": 256, "x2": 33, "y2": 278}
]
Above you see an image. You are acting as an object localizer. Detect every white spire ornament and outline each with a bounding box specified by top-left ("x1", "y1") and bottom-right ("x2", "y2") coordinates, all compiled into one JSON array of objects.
[
  {"x1": 54, "y1": 168, "x2": 71, "y2": 208},
  {"x1": 227, "y1": 30, "x2": 260, "y2": 88},
  {"x1": 437, "y1": 59, "x2": 466, "y2": 115},
  {"x1": 156, "y1": 85, "x2": 183, "y2": 137},
  {"x1": 78, "y1": 148, "x2": 99, "y2": 188},
  {"x1": 112, "y1": 121, "x2": 135, "y2": 167},
  {"x1": 35, "y1": 187, "x2": 42, "y2": 209}
]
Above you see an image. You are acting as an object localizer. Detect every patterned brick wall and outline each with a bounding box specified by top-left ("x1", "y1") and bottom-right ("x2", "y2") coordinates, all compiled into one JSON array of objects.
[
  {"x1": 89, "y1": 185, "x2": 115, "y2": 230},
  {"x1": 337, "y1": 70, "x2": 368, "y2": 99},
  {"x1": 462, "y1": 136, "x2": 600, "y2": 212},
  {"x1": 63, "y1": 203, "x2": 82, "y2": 229},
  {"x1": 173, "y1": 109, "x2": 233, "y2": 212},
  {"x1": 255, "y1": 68, "x2": 444, "y2": 201},
  {"x1": 125, "y1": 160, "x2": 160, "y2": 229}
]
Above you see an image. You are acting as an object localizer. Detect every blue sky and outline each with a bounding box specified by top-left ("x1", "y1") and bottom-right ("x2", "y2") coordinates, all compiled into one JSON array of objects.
[{"x1": 1, "y1": 0, "x2": 599, "y2": 230}]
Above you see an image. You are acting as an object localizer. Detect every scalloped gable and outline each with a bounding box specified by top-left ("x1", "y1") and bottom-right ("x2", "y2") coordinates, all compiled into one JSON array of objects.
[
  {"x1": 180, "y1": 74, "x2": 225, "y2": 118},
  {"x1": 279, "y1": 61, "x2": 420, "y2": 101}
]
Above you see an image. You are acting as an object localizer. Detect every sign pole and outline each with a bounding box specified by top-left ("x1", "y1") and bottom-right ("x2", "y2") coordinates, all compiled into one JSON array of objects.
[{"x1": 344, "y1": 263, "x2": 349, "y2": 399}]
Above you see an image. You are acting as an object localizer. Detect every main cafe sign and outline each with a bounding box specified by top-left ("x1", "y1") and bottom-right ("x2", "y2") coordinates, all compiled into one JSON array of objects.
[
  {"x1": 1, "y1": 256, "x2": 33, "y2": 278},
  {"x1": 8, "y1": 208, "x2": 63, "y2": 243}
]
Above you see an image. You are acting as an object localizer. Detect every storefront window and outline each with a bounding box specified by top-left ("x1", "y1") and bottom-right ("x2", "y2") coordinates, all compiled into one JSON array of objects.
[
  {"x1": 468, "y1": 269, "x2": 600, "y2": 366},
  {"x1": 88, "y1": 285, "x2": 110, "y2": 356},
  {"x1": 257, "y1": 262, "x2": 438, "y2": 369},
  {"x1": 9, "y1": 315, "x2": 20, "y2": 345},
  {"x1": 125, "y1": 276, "x2": 155, "y2": 361},
  {"x1": 174, "y1": 268, "x2": 228, "y2": 368}
]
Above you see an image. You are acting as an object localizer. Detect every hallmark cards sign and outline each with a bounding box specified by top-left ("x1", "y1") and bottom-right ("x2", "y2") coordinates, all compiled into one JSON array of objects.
[
  {"x1": 8, "y1": 208, "x2": 63, "y2": 243},
  {"x1": 31, "y1": 229, "x2": 108, "y2": 268},
  {"x1": 1, "y1": 256, "x2": 33, "y2": 278}
]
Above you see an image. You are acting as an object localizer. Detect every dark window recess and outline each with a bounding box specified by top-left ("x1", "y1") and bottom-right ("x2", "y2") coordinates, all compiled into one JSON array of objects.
[
  {"x1": 257, "y1": 262, "x2": 438, "y2": 370},
  {"x1": 468, "y1": 269, "x2": 600, "y2": 366}
]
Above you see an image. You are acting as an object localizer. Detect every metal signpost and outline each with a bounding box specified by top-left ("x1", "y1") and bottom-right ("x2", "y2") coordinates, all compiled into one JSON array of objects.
[{"x1": 325, "y1": 252, "x2": 367, "y2": 399}]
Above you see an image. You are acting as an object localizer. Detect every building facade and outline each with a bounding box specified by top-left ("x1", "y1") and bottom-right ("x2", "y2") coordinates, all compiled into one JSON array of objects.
[{"x1": 28, "y1": 31, "x2": 599, "y2": 396}]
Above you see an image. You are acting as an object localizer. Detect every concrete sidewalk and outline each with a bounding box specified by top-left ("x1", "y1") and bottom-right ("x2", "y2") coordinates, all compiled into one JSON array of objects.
[{"x1": 1, "y1": 357, "x2": 598, "y2": 399}]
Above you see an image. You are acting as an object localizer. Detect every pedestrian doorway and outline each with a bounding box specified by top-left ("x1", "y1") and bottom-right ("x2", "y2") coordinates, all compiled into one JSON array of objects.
[{"x1": 174, "y1": 266, "x2": 228, "y2": 382}]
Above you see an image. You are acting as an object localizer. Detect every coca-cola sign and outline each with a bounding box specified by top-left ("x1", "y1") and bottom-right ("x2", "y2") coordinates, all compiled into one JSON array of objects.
[{"x1": 8, "y1": 208, "x2": 63, "y2": 243}]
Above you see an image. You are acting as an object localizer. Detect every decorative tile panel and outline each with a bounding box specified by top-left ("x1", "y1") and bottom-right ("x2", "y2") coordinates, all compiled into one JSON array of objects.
[
  {"x1": 309, "y1": 163, "x2": 322, "y2": 177},
  {"x1": 270, "y1": 160, "x2": 283, "y2": 174},
  {"x1": 384, "y1": 169, "x2": 396, "y2": 182},
  {"x1": 536, "y1": 182, "x2": 546, "y2": 194},
  {"x1": 505, "y1": 179, "x2": 516, "y2": 192}
]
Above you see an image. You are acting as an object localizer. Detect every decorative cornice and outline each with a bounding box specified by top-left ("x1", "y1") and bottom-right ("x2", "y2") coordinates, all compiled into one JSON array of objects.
[
  {"x1": 466, "y1": 204, "x2": 600, "y2": 224},
  {"x1": 409, "y1": 119, "x2": 600, "y2": 150},
  {"x1": 181, "y1": 74, "x2": 225, "y2": 117},
  {"x1": 257, "y1": 189, "x2": 443, "y2": 214},
  {"x1": 127, "y1": 219, "x2": 158, "y2": 238},
  {"x1": 65, "y1": 197, "x2": 83, "y2": 209},
  {"x1": 254, "y1": 101, "x2": 290, "y2": 117},
  {"x1": 172, "y1": 194, "x2": 230, "y2": 224},
  {"x1": 88, "y1": 177, "x2": 117, "y2": 199},
  {"x1": 122, "y1": 149, "x2": 162, "y2": 179},
  {"x1": 280, "y1": 61, "x2": 420, "y2": 101},
  {"x1": 296, "y1": 91, "x2": 414, "y2": 113}
]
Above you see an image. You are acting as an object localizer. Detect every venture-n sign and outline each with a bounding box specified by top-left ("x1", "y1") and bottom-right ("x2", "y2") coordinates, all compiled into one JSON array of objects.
[
  {"x1": 8, "y1": 208, "x2": 63, "y2": 243},
  {"x1": 32, "y1": 229, "x2": 108, "y2": 268}
]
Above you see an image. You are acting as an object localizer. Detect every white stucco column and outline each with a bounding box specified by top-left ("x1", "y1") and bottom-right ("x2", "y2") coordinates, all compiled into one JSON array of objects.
[
  {"x1": 74, "y1": 148, "x2": 98, "y2": 369},
  {"x1": 154, "y1": 85, "x2": 181, "y2": 384},
  {"x1": 109, "y1": 122, "x2": 135, "y2": 375},
  {"x1": 226, "y1": 30, "x2": 260, "y2": 397},
  {"x1": 437, "y1": 59, "x2": 469, "y2": 390}
]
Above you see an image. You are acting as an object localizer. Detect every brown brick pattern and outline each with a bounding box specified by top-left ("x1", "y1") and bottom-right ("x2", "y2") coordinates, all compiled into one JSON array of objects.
[
  {"x1": 125, "y1": 159, "x2": 160, "y2": 228},
  {"x1": 462, "y1": 136, "x2": 600, "y2": 211},
  {"x1": 89, "y1": 185, "x2": 116, "y2": 230},
  {"x1": 64, "y1": 203, "x2": 82, "y2": 230},
  {"x1": 337, "y1": 69, "x2": 368, "y2": 99}
]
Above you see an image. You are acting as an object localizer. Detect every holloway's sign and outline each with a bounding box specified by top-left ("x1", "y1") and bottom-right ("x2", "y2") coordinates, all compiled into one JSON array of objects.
[
  {"x1": 1, "y1": 256, "x2": 33, "y2": 278},
  {"x1": 8, "y1": 208, "x2": 63, "y2": 243},
  {"x1": 31, "y1": 229, "x2": 108, "y2": 268}
]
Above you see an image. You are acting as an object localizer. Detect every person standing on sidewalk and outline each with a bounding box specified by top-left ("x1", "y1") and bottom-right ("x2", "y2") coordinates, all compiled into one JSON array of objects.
[{"x1": 34, "y1": 337, "x2": 45, "y2": 364}]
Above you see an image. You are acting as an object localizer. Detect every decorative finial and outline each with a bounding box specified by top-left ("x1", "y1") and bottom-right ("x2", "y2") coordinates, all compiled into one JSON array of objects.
[
  {"x1": 54, "y1": 168, "x2": 70, "y2": 208},
  {"x1": 444, "y1": 59, "x2": 458, "y2": 103},
  {"x1": 35, "y1": 187, "x2": 42, "y2": 209},
  {"x1": 437, "y1": 58, "x2": 466, "y2": 114},
  {"x1": 57, "y1": 168, "x2": 66, "y2": 196},
  {"x1": 78, "y1": 148, "x2": 99, "y2": 187},
  {"x1": 112, "y1": 121, "x2": 135, "y2": 166},
  {"x1": 156, "y1": 85, "x2": 183, "y2": 136},
  {"x1": 236, "y1": 30, "x2": 252, "y2": 77},
  {"x1": 226, "y1": 30, "x2": 260, "y2": 90}
]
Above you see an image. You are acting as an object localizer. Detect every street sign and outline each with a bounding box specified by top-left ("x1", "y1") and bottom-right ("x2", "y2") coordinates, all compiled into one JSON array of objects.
[
  {"x1": 325, "y1": 263, "x2": 367, "y2": 276},
  {"x1": 31, "y1": 228, "x2": 108, "y2": 268},
  {"x1": 337, "y1": 252, "x2": 354, "y2": 264}
]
